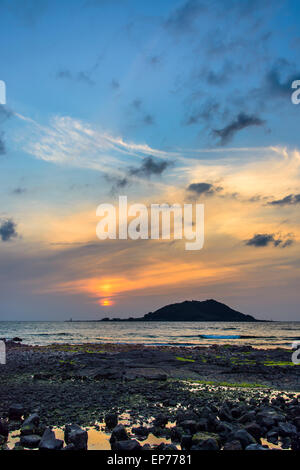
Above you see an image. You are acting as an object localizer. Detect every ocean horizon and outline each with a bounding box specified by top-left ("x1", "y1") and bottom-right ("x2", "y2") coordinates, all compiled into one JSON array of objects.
[{"x1": 1, "y1": 320, "x2": 300, "y2": 348}]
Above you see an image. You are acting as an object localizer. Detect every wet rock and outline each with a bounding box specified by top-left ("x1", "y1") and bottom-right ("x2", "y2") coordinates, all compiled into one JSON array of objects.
[
  {"x1": 245, "y1": 443, "x2": 269, "y2": 450},
  {"x1": 12, "y1": 337, "x2": 22, "y2": 342},
  {"x1": 105, "y1": 412, "x2": 118, "y2": 429},
  {"x1": 219, "y1": 405, "x2": 233, "y2": 422},
  {"x1": 223, "y1": 440, "x2": 243, "y2": 450},
  {"x1": 64, "y1": 424, "x2": 88, "y2": 450},
  {"x1": 23, "y1": 413, "x2": 40, "y2": 428},
  {"x1": 21, "y1": 423, "x2": 36, "y2": 436},
  {"x1": 170, "y1": 426, "x2": 183, "y2": 443},
  {"x1": 196, "y1": 418, "x2": 208, "y2": 432},
  {"x1": 61, "y1": 443, "x2": 76, "y2": 451},
  {"x1": 112, "y1": 439, "x2": 141, "y2": 451},
  {"x1": 39, "y1": 428, "x2": 64, "y2": 451},
  {"x1": 266, "y1": 430, "x2": 278, "y2": 445},
  {"x1": 281, "y1": 436, "x2": 291, "y2": 449},
  {"x1": 278, "y1": 422, "x2": 297, "y2": 437},
  {"x1": 20, "y1": 434, "x2": 41, "y2": 449},
  {"x1": 142, "y1": 443, "x2": 152, "y2": 450},
  {"x1": 180, "y1": 434, "x2": 192, "y2": 450},
  {"x1": 231, "y1": 429, "x2": 256, "y2": 449},
  {"x1": 8, "y1": 404, "x2": 24, "y2": 420},
  {"x1": 180, "y1": 420, "x2": 197, "y2": 434},
  {"x1": 192, "y1": 438, "x2": 219, "y2": 450},
  {"x1": 244, "y1": 422, "x2": 262, "y2": 441},
  {"x1": 132, "y1": 425, "x2": 149, "y2": 438},
  {"x1": 153, "y1": 413, "x2": 168, "y2": 427},
  {"x1": 109, "y1": 424, "x2": 129, "y2": 443}
]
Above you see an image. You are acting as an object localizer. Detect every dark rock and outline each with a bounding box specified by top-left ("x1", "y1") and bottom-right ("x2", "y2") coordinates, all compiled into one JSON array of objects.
[
  {"x1": 180, "y1": 420, "x2": 197, "y2": 434},
  {"x1": 246, "y1": 443, "x2": 269, "y2": 450},
  {"x1": 153, "y1": 413, "x2": 168, "y2": 427},
  {"x1": 39, "y1": 428, "x2": 64, "y2": 451},
  {"x1": 278, "y1": 422, "x2": 297, "y2": 437},
  {"x1": 132, "y1": 426, "x2": 149, "y2": 438},
  {"x1": 180, "y1": 434, "x2": 192, "y2": 450},
  {"x1": 8, "y1": 404, "x2": 24, "y2": 420},
  {"x1": 266, "y1": 431, "x2": 278, "y2": 445},
  {"x1": 244, "y1": 422, "x2": 262, "y2": 441},
  {"x1": 112, "y1": 439, "x2": 142, "y2": 451},
  {"x1": 231, "y1": 429, "x2": 256, "y2": 449},
  {"x1": 23, "y1": 413, "x2": 40, "y2": 428},
  {"x1": 20, "y1": 434, "x2": 41, "y2": 449},
  {"x1": 219, "y1": 405, "x2": 233, "y2": 422},
  {"x1": 105, "y1": 412, "x2": 118, "y2": 429},
  {"x1": 21, "y1": 423, "x2": 36, "y2": 436},
  {"x1": 0, "y1": 420, "x2": 8, "y2": 438},
  {"x1": 223, "y1": 440, "x2": 243, "y2": 450},
  {"x1": 142, "y1": 443, "x2": 152, "y2": 450},
  {"x1": 61, "y1": 443, "x2": 76, "y2": 451},
  {"x1": 110, "y1": 424, "x2": 129, "y2": 443},
  {"x1": 12, "y1": 337, "x2": 22, "y2": 342},
  {"x1": 64, "y1": 424, "x2": 88, "y2": 450},
  {"x1": 238, "y1": 411, "x2": 256, "y2": 424},
  {"x1": 196, "y1": 418, "x2": 208, "y2": 432},
  {"x1": 193, "y1": 438, "x2": 219, "y2": 451},
  {"x1": 281, "y1": 436, "x2": 291, "y2": 449},
  {"x1": 170, "y1": 426, "x2": 183, "y2": 443}
]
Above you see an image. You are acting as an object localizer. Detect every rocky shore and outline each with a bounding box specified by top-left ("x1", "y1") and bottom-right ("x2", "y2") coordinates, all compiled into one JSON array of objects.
[{"x1": 0, "y1": 341, "x2": 299, "y2": 450}]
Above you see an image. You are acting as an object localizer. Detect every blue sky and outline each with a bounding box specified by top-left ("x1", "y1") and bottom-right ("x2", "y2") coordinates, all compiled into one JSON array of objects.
[{"x1": 1, "y1": 0, "x2": 300, "y2": 320}]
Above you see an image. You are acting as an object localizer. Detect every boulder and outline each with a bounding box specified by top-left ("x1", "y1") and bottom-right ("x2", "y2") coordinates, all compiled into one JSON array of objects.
[
  {"x1": 232, "y1": 429, "x2": 256, "y2": 449},
  {"x1": 8, "y1": 404, "x2": 24, "y2": 420},
  {"x1": 180, "y1": 420, "x2": 197, "y2": 434},
  {"x1": 278, "y1": 422, "x2": 297, "y2": 437},
  {"x1": 39, "y1": 428, "x2": 64, "y2": 451},
  {"x1": 132, "y1": 426, "x2": 149, "y2": 438},
  {"x1": 112, "y1": 439, "x2": 142, "y2": 451},
  {"x1": 109, "y1": 424, "x2": 129, "y2": 443},
  {"x1": 20, "y1": 434, "x2": 41, "y2": 449},
  {"x1": 105, "y1": 412, "x2": 118, "y2": 429},
  {"x1": 23, "y1": 413, "x2": 40, "y2": 428},
  {"x1": 223, "y1": 440, "x2": 243, "y2": 450},
  {"x1": 0, "y1": 420, "x2": 8, "y2": 438},
  {"x1": 64, "y1": 424, "x2": 88, "y2": 450},
  {"x1": 244, "y1": 422, "x2": 262, "y2": 441},
  {"x1": 153, "y1": 413, "x2": 169, "y2": 427},
  {"x1": 245, "y1": 443, "x2": 269, "y2": 450}
]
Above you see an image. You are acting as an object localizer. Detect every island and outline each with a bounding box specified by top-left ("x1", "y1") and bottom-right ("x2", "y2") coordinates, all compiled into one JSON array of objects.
[{"x1": 99, "y1": 299, "x2": 259, "y2": 322}]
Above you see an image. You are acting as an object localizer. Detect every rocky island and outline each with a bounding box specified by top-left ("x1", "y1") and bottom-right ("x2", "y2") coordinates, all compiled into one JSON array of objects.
[{"x1": 100, "y1": 299, "x2": 259, "y2": 322}]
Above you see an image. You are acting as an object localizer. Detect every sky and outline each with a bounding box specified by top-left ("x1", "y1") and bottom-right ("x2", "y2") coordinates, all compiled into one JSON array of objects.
[{"x1": 1, "y1": 0, "x2": 300, "y2": 320}]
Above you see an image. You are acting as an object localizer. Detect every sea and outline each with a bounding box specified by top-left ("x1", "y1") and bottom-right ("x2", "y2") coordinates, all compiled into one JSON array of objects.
[{"x1": 0, "y1": 321, "x2": 300, "y2": 348}]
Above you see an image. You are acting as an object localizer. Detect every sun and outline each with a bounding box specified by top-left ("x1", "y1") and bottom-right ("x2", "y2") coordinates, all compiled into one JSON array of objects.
[{"x1": 100, "y1": 299, "x2": 113, "y2": 307}]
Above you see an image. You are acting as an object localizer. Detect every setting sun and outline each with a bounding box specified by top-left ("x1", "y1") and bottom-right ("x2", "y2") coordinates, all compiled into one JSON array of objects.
[{"x1": 100, "y1": 299, "x2": 113, "y2": 307}]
